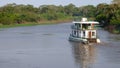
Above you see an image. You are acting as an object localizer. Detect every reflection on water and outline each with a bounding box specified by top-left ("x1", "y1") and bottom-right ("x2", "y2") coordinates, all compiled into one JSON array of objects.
[{"x1": 70, "y1": 42, "x2": 96, "y2": 68}]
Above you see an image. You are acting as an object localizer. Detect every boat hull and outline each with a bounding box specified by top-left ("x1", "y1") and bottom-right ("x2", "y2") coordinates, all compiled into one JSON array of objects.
[
  {"x1": 69, "y1": 36, "x2": 88, "y2": 44},
  {"x1": 69, "y1": 36, "x2": 100, "y2": 44}
]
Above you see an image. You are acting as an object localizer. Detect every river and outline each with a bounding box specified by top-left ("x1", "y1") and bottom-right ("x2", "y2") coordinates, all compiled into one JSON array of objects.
[{"x1": 0, "y1": 23, "x2": 120, "y2": 68}]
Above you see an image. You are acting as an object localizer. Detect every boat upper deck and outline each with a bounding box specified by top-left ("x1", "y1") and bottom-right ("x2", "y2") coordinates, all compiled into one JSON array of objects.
[
  {"x1": 72, "y1": 18, "x2": 99, "y2": 30},
  {"x1": 73, "y1": 21, "x2": 99, "y2": 24}
]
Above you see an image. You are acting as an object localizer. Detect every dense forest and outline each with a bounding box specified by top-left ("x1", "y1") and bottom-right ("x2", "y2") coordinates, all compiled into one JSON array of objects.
[
  {"x1": 0, "y1": 3, "x2": 74, "y2": 25},
  {"x1": 0, "y1": 0, "x2": 120, "y2": 33},
  {"x1": 96, "y1": 0, "x2": 120, "y2": 33}
]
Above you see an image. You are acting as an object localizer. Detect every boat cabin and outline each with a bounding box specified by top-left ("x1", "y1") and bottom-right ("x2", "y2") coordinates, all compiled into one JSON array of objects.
[{"x1": 70, "y1": 18, "x2": 99, "y2": 43}]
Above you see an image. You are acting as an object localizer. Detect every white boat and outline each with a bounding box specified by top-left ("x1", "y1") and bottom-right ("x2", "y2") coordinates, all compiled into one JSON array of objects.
[{"x1": 69, "y1": 18, "x2": 100, "y2": 44}]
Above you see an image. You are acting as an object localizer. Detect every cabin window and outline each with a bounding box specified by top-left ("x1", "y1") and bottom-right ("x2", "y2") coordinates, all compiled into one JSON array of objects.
[
  {"x1": 79, "y1": 24, "x2": 81, "y2": 28},
  {"x1": 92, "y1": 32, "x2": 95, "y2": 36},
  {"x1": 83, "y1": 31, "x2": 85, "y2": 36},
  {"x1": 75, "y1": 23, "x2": 77, "y2": 26},
  {"x1": 88, "y1": 24, "x2": 91, "y2": 29},
  {"x1": 82, "y1": 24, "x2": 86, "y2": 29},
  {"x1": 74, "y1": 31, "x2": 76, "y2": 35}
]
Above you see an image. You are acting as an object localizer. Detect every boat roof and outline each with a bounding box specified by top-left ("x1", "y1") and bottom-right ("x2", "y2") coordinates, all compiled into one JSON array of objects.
[{"x1": 73, "y1": 21, "x2": 99, "y2": 24}]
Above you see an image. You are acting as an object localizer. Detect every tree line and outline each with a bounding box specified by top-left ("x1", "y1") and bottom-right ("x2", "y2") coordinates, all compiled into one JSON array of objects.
[
  {"x1": 0, "y1": 0, "x2": 120, "y2": 33},
  {"x1": 0, "y1": 3, "x2": 100, "y2": 25},
  {"x1": 0, "y1": 3, "x2": 74, "y2": 25},
  {"x1": 96, "y1": 0, "x2": 120, "y2": 33}
]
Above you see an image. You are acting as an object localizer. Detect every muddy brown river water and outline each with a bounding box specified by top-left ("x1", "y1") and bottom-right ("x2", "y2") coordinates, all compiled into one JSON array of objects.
[{"x1": 0, "y1": 23, "x2": 120, "y2": 68}]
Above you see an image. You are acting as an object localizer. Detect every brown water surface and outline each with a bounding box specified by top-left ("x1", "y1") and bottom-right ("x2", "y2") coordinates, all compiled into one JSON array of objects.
[{"x1": 0, "y1": 23, "x2": 120, "y2": 68}]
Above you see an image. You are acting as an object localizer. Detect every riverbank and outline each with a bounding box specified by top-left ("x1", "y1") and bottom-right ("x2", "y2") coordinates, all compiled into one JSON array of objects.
[
  {"x1": 0, "y1": 19, "x2": 72, "y2": 28},
  {"x1": 104, "y1": 25, "x2": 120, "y2": 34}
]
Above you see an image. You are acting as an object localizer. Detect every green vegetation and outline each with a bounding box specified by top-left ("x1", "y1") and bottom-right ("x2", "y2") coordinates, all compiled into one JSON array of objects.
[
  {"x1": 0, "y1": 3, "x2": 73, "y2": 26},
  {"x1": 0, "y1": 0, "x2": 120, "y2": 34},
  {"x1": 95, "y1": 0, "x2": 120, "y2": 33},
  {"x1": 0, "y1": 3, "x2": 97, "y2": 26}
]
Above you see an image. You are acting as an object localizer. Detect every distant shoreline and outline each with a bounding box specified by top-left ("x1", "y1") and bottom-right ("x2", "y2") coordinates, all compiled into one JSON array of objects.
[{"x1": 0, "y1": 20, "x2": 72, "y2": 28}]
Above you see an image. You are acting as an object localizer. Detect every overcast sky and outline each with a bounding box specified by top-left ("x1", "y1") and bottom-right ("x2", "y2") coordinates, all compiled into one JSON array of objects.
[{"x1": 0, "y1": 0, "x2": 112, "y2": 7}]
